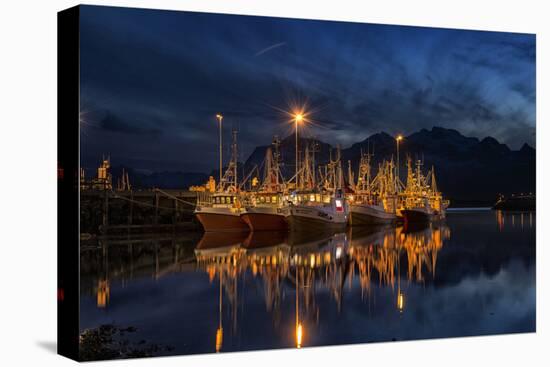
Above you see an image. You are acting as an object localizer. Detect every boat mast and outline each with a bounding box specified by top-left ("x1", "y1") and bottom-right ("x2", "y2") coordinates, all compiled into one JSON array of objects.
[
  {"x1": 348, "y1": 160, "x2": 355, "y2": 192},
  {"x1": 273, "y1": 136, "x2": 285, "y2": 191},
  {"x1": 232, "y1": 129, "x2": 238, "y2": 191},
  {"x1": 431, "y1": 166, "x2": 438, "y2": 196},
  {"x1": 335, "y1": 146, "x2": 343, "y2": 191},
  {"x1": 263, "y1": 146, "x2": 273, "y2": 191}
]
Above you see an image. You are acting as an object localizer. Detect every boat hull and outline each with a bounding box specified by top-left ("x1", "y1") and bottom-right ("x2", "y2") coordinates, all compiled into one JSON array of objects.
[
  {"x1": 401, "y1": 209, "x2": 438, "y2": 224},
  {"x1": 195, "y1": 210, "x2": 249, "y2": 232},
  {"x1": 241, "y1": 209, "x2": 287, "y2": 231},
  {"x1": 350, "y1": 204, "x2": 397, "y2": 225},
  {"x1": 283, "y1": 206, "x2": 348, "y2": 232}
]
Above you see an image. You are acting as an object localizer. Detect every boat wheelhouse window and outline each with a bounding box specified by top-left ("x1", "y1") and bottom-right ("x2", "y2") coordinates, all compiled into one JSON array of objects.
[
  {"x1": 335, "y1": 199, "x2": 344, "y2": 212},
  {"x1": 272, "y1": 196, "x2": 277, "y2": 203},
  {"x1": 214, "y1": 197, "x2": 220, "y2": 204},
  {"x1": 266, "y1": 196, "x2": 271, "y2": 203},
  {"x1": 260, "y1": 196, "x2": 265, "y2": 203}
]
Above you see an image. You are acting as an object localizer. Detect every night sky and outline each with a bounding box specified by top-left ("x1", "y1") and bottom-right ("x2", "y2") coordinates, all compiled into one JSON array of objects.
[{"x1": 79, "y1": 5, "x2": 535, "y2": 174}]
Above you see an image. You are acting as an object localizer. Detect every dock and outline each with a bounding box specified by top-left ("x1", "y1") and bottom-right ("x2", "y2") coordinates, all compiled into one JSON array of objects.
[{"x1": 80, "y1": 189, "x2": 200, "y2": 235}]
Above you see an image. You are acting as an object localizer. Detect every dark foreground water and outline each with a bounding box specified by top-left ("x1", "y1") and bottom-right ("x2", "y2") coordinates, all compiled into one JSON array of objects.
[{"x1": 80, "y1": 210, "x2": 535, "y2": 359}]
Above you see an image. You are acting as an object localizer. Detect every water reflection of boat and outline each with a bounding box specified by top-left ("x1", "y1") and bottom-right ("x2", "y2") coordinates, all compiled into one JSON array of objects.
[
  {"x1": 287, "y1": 229, "x2": 345, "y2": 249},
  {"x1": 243, "y1": 231, "x2": 287, "y2": 250},
  {"x1": 402, "y1": 219, "x2": 431, "y2": 233},
  {"x1": 195, "y1": 232, "x2": 248, "y2": 253},
  {"x1": 348, "y1": 224, "x2": 396, "y2": 247},
  {"x1": 348, "y1": 223, "x2": 449, "y2": 293},
  {"x1": 83, "y1": 224, "x2": 449, "y2": 351}
]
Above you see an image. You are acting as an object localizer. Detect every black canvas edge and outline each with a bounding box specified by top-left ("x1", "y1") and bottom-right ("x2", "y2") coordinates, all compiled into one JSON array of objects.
[{"x1": 58, "y1": 5, "x2": 80, "y2": 361}]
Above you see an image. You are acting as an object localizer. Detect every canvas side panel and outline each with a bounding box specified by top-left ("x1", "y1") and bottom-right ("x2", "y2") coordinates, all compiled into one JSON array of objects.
[{"x1": 57, "y1": 5, "x2": 80, "y2": 361}]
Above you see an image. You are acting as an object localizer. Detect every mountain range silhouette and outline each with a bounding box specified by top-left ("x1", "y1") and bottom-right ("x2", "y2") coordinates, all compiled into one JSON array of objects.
[{"x1": 108, "y1": 127, "x2": 535, "y2": 207}]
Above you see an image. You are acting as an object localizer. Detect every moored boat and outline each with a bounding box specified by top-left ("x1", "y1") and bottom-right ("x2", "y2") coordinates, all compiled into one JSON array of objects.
[
  {"x1": 401, "y1": 207, "x2": 438, "y2": 224},
  {"x1": 350, "y1": 202, "x2": 397, "y2": 225},
  {"x1": 194, "y1": 129, "x2": 249, "y2": 232},
  {"x1": 241, "y1": 202, "x2": 287, "y2": 231},
  {"x1": 347, "y1": 151, "x2": 400, "y2": 226},
  {"x1": 283, "y1": 146, "x2": 349, "y2": 232},
  {"x1": 195, "y1": 193, "x2": 249, "y2": 232},
  {"x1": 400, "y1": 159, "x2": 448, "y2": 224},
  {"x1": 282, "y1": 192, "x2": 349, "y2": 231},
  {"x1": 241, "y1": 139, "x2": 289, "y2": 231}
]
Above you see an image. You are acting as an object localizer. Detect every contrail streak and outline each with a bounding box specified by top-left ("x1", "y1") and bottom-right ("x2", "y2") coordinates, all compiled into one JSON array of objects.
[{"x1": 255, "y1": 42, "x2": 286, "y2": 56}]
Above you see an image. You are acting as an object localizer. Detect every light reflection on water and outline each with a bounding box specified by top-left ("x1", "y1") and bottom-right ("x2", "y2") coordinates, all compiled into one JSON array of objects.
[{"x1": 80, "y1": 210, "x2": 535, "y2": 357}]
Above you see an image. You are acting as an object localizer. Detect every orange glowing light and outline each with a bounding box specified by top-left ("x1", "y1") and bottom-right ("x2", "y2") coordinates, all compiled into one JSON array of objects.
[
  {"x1": 396, "y1": 135, "x2": 403, "y2": 141},
  {"x1": 97, "y1": 280, "x2": 110, "y2": 308},
  {"x1": 397, "y1": 292, "x2": 405, "y2": 312},
  {"x1": 296, "y1": 323, "x2": 303, "y2": 348},
  {"x1": 216, "y1": 327, "x2": 223, "y2": 352}
]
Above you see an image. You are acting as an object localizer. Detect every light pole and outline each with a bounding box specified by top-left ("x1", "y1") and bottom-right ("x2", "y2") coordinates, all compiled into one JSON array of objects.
[
  {"x1": 294, "y1": 113, "x2": 303, "y2": 190},
  {"x1": 216, "y1": 114, "x2": 223, "y2": 190},
  {"x1": 396, "y1": 135, "x2": 403, "y2": 189}
]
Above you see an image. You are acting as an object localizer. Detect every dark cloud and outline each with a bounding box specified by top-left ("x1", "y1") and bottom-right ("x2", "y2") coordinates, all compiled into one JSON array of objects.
[
  {"x1": 79, "y1": 5, "x2": 535, "y2": 173},
  {"x1": 99, "y1": 112, "x2": 162, "y2": 136}
]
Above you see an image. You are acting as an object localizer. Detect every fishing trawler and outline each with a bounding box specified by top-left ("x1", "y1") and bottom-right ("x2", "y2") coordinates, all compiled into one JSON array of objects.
[
  {"x1": 241, "y1": 137, "x2": 289, "y2": 231},
  {"x1": 195, "y1": 130, "x2": 249, "y2": 232},
  {"x1": 282, "y1": 145, "x2": 350, "y2": 232},
  {"x1": 400, "y1": 158, "x2": 449, "y2": 224},
  {"x1": 347, "y1": 150, "x2": 400, "y2": 225}
]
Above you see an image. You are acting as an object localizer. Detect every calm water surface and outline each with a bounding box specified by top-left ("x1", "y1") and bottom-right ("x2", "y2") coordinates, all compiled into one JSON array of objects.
[{"x1": 80, "y1": 210, "x2": 535, "y2": 356}]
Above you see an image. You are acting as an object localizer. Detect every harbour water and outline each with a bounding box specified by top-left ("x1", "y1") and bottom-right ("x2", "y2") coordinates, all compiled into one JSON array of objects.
[{"x1": 79, "y1": 209, "x2": 535, "y2": 358}]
